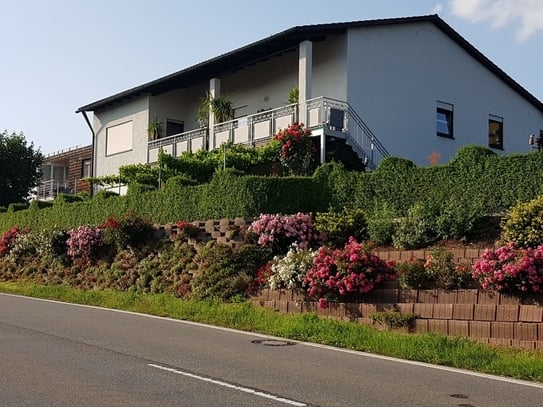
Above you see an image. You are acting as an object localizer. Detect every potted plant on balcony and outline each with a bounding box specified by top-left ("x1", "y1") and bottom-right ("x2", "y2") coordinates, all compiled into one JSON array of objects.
[
  {"x1": 195, "y1": 91, "x2": 234, "y2": 126},
  {"x1": 148, "y1": 115, "x2": 163, "y2": 140}
]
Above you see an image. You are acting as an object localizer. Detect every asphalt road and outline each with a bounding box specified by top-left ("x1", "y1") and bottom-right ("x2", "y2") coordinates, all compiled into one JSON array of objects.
[{"x1": 0, "y1": 293, "x2": 542, "y2": 407}]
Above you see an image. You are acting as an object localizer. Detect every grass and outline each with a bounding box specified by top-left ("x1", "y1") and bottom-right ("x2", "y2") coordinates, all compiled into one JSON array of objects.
[{"x1": 1, "y1": 281, "x2": 543, "y2": 382}]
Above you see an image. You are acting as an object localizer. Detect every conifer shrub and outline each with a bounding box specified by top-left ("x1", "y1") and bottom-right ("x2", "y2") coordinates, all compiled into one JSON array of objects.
[{"x1": 502, "y1": 195, "x2": 543, "y2": 248}]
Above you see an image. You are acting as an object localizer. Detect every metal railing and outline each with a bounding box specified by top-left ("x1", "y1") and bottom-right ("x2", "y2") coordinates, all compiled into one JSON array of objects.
[
  {"x1": 146, "y1": 97, "x2": 388, "y2": 169},
  {"x1": 36, "y1": 180, "x2": 70, "y2": 200},
  {"x1": 306, "y1": 97, "x2": 389, "y2": 169}
]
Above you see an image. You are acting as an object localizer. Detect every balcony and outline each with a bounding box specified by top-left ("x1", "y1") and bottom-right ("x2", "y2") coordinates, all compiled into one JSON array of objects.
[
  {"x1": 35, "y1": 180, "x2": 72, "y2": 200},
  {"x1": 147, "y1": 97, "x2": 389, "y2": 169}
]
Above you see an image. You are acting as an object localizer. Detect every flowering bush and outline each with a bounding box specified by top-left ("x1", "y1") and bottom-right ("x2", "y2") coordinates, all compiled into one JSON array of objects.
[
  {"x1": 274, "y1": 122, "x2": 316, "y2": 176},
  {"x1": 66, "y1": 225, "x2": 103, "y2": 260},
  {"x1": 472, "y1": 243, "x2": 543, "y2": 293},
  {"x1": 249, "y1": 212, "x2": 320, "y2": 254},
  {"x1": 99, "y1": 212, "x2": 154, "y2": 248},
  {"x1": 304, "y1": 237, "x2": 397, "y2": 307},
  {"x1": 0, "y1": 226, "x2": 21, "y2": 258},
  {"x1": 424, "y1": 247, "x2": 471, "y2": 289},
  {"x1": 268, "y1": 244, "x2": 316, "y2": 290}
]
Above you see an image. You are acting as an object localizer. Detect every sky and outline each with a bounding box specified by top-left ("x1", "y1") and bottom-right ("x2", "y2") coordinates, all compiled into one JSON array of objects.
[{"x1": 1, "y1": 0, "x2": 542, "y2": 155}]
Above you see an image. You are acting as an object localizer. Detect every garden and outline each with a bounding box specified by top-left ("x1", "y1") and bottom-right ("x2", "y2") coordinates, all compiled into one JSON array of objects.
[{"x1": 2, "y1": 124, "x2": 543, "y2": 347}]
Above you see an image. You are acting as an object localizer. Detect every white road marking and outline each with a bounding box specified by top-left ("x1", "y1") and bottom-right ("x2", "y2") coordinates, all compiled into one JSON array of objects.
[
  {"x1": 148, "y1": 363, "x2": 306, "y2": 406},
  {"x1": 3, "y1": 293, "x2": 543, "y2": 389}
]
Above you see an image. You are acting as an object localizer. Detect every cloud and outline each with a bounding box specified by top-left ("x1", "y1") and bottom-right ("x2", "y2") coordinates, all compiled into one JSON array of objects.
[
  {"x1": 433, "y1": 3, "x2": 444, "y2": 14},
  {"x1": 450, "y1": 0, "x2": 543, "y2": 41}
]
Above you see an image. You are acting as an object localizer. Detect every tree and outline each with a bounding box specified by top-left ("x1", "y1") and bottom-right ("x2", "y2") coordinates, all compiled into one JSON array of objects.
[{"x1": 0, "y1": 131, "x2": 43, "y2": 207}]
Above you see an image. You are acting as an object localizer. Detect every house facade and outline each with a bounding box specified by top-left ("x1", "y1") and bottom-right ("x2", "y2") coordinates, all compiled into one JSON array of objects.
[
  {"x1": 77, "y1": 15, "x2": 543, "y2": 180},
  {"x1": 37, "y1": 145, "x2": 92, "y2": 200}
]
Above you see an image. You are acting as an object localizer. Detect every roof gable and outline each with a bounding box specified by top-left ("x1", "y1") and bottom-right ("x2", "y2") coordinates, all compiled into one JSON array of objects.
[{"x1": 77, "y1": 14, "x2": 543, "y2": 114}]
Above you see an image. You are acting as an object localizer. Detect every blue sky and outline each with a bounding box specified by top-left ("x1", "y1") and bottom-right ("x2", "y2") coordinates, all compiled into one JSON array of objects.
[{"x1": 1, "y1": 0, "x2": 542, "y2": 154}]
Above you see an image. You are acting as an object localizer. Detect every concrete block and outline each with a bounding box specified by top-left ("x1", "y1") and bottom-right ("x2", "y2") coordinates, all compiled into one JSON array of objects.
[
  {"x1": 414, "y1": 319, "x2": 428, "y2": 334},
  {"x1": 432, "y1": 304, "x2": 453, "y2": 319},
  {"x1": 452, "y1": 304, "x2": 474, "y2": 320},
  {"x1": 519, "y1": 305, "x2": 543, "y2": 322},
  {"x1": 456, "y1": 289, "x2": 478, "y2": 304},
  {"x1": 427, "y1": 319, "x2": 448, "y2": 335},
  {"x1": 470, "y1": 321, "x2": 491, "y2": 339},
  {"x1": 380, "y1": 289, "x2": 399, "y2": 303},
  {"x1": 398, "y1": 289, "x2": 418, "y2": 303},
  {"x1": 491, "y1": 322, "x2": 514, "y2": 339},
  {"x1": 418, "y1": 289, "x2": 438, "y2": 303},
  {"x1": 496, "y1": 305, "x2": 519, "y2": 322},
  {"x1": 474, "y1": 305, "x2": 497, "y2": 321},
  {"x1": 448, "y1": 320, "x2": 469, "y2": 337},
  {"x1": 513, "y1": 322, "x2": 538, "y2": 341},
  {"x1": 413, "y1": 303, "x2": 433, "y2": 319},
  {"x1": 437, "y1": 290, "x2": 457, "y2": 304}
]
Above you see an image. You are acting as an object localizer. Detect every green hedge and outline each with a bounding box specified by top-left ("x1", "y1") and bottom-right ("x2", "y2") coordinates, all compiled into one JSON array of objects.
[
  {"x1": 3, "y1": 145, "x2": 543, "y2": 234},
  {"x1": 0, "y1": 172, "x2": 326, "y2": 232}
]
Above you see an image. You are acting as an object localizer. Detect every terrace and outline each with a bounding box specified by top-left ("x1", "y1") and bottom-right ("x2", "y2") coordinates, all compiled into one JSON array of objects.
[{"x1": 148, "y1": 97, "x2": 389, "y2": 170}]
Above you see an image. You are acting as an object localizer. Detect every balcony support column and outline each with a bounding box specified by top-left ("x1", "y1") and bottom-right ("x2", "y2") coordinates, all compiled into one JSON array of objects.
[
  {"x1": 298, "y1": 40, "x2": 312, "y2": 126},
  {"x1": 209, "y1": 78, "x2": 221, "y2": 150}
]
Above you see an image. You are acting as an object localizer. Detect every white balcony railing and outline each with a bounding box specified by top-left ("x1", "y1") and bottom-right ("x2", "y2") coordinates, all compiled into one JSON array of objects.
[
  {"x1": 36, "y1": 180, "x2": 70, "y2": 200},
  {"x1": 147, "y1": 97, "x2": 389, "y2": 168}
]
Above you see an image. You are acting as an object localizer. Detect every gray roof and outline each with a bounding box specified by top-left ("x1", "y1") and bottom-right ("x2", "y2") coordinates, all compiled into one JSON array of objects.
[{"x1": 76, "y1": 14, "x2": 543, "y2": 114}]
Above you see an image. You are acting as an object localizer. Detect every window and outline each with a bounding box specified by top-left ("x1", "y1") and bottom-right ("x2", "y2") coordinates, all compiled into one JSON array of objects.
[
  {"x1": 166, "y1": 120, "x2": 184, "y2": 137},
  {"x1": 81, "y1": 159, "x2": 92, "y2": 178},
  {"x1": 436, "y1": 101, "x2": 454, "y2": 138},
  {"x1": 106, "y1": 121, "x2": 133, "y2": 156},
  {"x1": 488, "y1": 115, "x2": 503, "y2": 150}
]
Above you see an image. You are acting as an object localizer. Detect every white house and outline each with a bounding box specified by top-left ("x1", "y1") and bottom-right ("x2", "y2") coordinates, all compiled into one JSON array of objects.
[{"x1": 77, "y1": 14, "x2": 543, "y2": 179}]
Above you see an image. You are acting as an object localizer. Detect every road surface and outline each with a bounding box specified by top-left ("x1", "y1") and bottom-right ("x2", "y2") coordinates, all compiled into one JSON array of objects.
[{"x1": 0, "y1": 293, "x2": 541, "y2": 406}]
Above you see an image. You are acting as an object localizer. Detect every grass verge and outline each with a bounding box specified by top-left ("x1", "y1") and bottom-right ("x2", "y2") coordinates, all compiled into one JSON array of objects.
[{"x1": 1, "y1": 281, "x2": 543, "y2": 382}]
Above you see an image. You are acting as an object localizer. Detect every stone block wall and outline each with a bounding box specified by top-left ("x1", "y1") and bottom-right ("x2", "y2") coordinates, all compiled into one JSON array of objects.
[
  {"x1": 156, "y1": 217, "x2": 253, "y2": 249},
  {"x1": 254, "y1": 287, "x2": 543, "y2": 350}
]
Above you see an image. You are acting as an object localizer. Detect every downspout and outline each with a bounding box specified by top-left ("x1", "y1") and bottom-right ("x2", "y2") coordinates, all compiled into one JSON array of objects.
[{"x1": 79, "y1": 110, "x2": 95, "y2": 196}]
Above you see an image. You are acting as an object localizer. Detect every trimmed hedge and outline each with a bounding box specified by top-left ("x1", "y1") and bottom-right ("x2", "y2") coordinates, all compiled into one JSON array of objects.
[
  {"x1": 3, "y1": 145, "x2": 543, "y2": 235},
  {"x1": 0, "y1": 172, "x2": 326, "y2": 231}
]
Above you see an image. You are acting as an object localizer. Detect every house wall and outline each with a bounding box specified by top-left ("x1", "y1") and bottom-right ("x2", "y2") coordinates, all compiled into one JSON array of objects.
[
  {"x1": 149, "y1": 85, "x2": 207, "y2": 132},
  {"x1": 221, "y1": 50, "x2": 299, "y2": 118},
  {"x1": 346, "y1": 22, "x2": 543, "y2": 165},
  {"x1": 93, "y1": 96, "x2": 149, "y2": 177},
  {"x1": 311, "y1": 34, "x2": 347, "y2": 101}
]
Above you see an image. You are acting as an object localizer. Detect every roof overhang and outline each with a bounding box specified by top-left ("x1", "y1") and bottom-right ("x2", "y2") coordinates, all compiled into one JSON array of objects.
[{"x1": 76, "y1": 14, "x2": 543, "y2": 115}]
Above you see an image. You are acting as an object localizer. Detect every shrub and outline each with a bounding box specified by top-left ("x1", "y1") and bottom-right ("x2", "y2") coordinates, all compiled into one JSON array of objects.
[
  {"x1": 66, "y1": 225, "x2": 103, "y2": 260},
  {"x1": 0, "y1": 226, "x2": 21, "y2": 257},
  {"x1": 370, "y1": 310, "x2": 417, "y2": 330},
  {"x1": 274, "y1": 123, "x2": 317, "y2": 176},
  {"x1": 175, "y1": 220, "x2": 200, "y2": 239},
  {"x1": 267, "y1": 244, "x2": 316, "y2": 290},
  {"x1": 249, "y1": 212, "x2": 320, "y2": 254},
  {"x1": 314, "y1": 208, "x2": 367, "y2": 248},
  {"x1": 392, "y1": 202, "x2": 439, "y2": 249},
  {"x1": 304, "y1": 237, "x2": 396, "y2": 307},
  {"x1": 7, "y1": 203, "x2": 28, "y2": 213},
  {"x1": 472, "y1": 243, "x2": 543, "y2": 293},
  {"x1": 55, "y1": 194, "x2": 84, "y2": 204},
  {"x1": 396, "y1": 257, "x2": 427, "y2": 289},
  {"x1": 424, "y1": 247, "x2": 471, "y2": 289},
  {"x1": 502, "y1": 195, "x2": 543, "y2": 248},
  {"x1": 190, "y1": 242, "x2": 240, "y2": 301},
  {"x1": 164, "y1": 174, "x2": 198, "y2": 189},
  {"x1": 100, "y1": 212, "x2": 155, "y2": 249},
  {"x1": 367, "y1": 204, "x2": 397, "y2": 246}
]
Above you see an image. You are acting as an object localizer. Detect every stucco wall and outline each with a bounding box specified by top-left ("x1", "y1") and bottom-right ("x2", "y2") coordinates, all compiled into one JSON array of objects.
[
  {"x1": 93, "y1": 96, "x2": 149, "y2": 177},
  {"x1": 346, "y1": 22, "x2": 543, "y2": 165}
]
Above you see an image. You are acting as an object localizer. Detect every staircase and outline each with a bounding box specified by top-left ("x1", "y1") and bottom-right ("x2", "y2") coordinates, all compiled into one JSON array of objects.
[{"x1": 306, "y1": 97, "x2": 390, "y2": 169}]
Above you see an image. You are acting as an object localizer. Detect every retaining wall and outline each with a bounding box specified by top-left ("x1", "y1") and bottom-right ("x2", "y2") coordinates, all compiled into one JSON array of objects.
[{"x1": 254, "y1": 287, "x2": 543, "y2": 350}]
